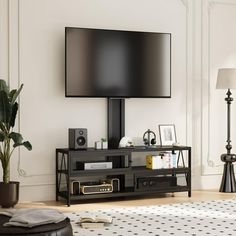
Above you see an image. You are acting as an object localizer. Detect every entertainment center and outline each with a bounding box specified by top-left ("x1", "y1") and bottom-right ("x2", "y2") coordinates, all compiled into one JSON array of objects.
[
  {"x1": 56, "y1": 145, "x2": 191, "y2": 206},
  {"x1": 58, "y1": 27, "x2": 191, "y2": 206}
]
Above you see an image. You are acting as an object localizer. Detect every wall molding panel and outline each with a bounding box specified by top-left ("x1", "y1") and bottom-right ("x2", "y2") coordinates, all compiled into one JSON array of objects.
[
  {"x1": 0, "y1": 0, "x2": 9, "y2": 83},
  {"x1": 201, "y1": 0, "x2": 236, "y2": 176}
]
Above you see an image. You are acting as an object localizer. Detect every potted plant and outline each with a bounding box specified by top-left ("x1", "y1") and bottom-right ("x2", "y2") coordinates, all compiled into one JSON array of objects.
[
  {"x1": 101, "y1": 138, "x2": 108, "y2": 149},
  {"x1": 0, "y1": 79, "x2": 32, "y2": 208}
]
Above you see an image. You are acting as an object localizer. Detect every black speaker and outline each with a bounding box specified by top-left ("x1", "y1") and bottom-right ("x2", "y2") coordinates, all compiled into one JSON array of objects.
[
  {"x1": 69, "y1": 128, "x2": 87, "y2": 149},
  {"x1": 70, "y1": 180, "x2": 80, "y2": 195},
  {"x1": 107, "y1": 178, "x2": 120, "y2": 192}
]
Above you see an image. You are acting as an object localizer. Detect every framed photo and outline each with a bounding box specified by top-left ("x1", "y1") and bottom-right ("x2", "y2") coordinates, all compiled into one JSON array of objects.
[{"x1": 159, "y1": 124, "x2": 177, "y2": 146}]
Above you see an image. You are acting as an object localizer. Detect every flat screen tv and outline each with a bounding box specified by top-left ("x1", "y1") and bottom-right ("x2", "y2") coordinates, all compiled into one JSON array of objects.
[{"x1": 65, "y1": 27, "x2": 171, "y2": 98}]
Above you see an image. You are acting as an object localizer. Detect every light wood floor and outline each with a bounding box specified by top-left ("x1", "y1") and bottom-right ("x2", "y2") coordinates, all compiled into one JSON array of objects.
[{"x1": 15, "y1": 190, "x2": 236, "y2": 213}]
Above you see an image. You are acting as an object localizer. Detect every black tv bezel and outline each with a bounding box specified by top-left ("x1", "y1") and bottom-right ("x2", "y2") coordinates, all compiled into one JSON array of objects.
[{"x1": 65, "y1": 27, "x2": 171, "y2": 98}]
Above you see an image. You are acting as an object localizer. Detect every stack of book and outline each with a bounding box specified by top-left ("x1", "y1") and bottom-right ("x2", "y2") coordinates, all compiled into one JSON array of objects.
[
  {"x1": 146, "y1": 151, "x2": 177, "y2": 169},
  {"x1": 77, "y1": 215, "x2": 113, "y2": 228}
]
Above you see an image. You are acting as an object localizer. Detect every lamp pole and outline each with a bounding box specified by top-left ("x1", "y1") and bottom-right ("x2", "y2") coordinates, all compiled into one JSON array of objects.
[{"x1": 226, "y1": 89, "x2": 232, "y2": 154}]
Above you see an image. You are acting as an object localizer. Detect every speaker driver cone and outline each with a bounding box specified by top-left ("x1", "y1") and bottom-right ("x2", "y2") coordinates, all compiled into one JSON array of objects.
[{"x1": 77, "y1": 136, "x2": 86, "y2": 146}]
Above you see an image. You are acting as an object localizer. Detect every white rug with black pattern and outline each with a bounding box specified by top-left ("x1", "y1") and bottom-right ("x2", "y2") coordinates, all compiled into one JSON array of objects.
[{"x1": 65, "y1": 199, "x2": 236, "y2": 236}]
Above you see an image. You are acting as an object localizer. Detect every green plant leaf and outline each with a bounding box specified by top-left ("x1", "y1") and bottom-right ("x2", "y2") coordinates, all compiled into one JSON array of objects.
[
  {"x1": 9, "y1": 132, "x2": 23, "y2": 144},
  {"x1": 22, "y1": 141, "x2": 32, "y2": 150},
  {"x1": 10, "y1": 84, "x2": 23, "y2": 105},
  {"x1": 0, "y1": 122, "x2": 6, "y2": 132},
  {"x1": 9, "y1": 102, "x2": 18, "y2": 127},
  {"x1": 0, "y1": 80, "x2": 9, "y2": 94},
  {"x1": 13, "y1": 141, "x2": 32, "y2": 151},
  {"x1": 9, "y1": 89, "x2": 17, "y2": 101},
  {"x1": 0, "y1": 90, "x2": 11, "y2": 124},
  {"x1": 0, "y1": 131, "x2": 5, "y2": 141}
]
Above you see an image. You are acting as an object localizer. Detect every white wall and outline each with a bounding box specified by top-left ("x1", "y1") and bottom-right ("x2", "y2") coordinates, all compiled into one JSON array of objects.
[
  {"x1": 0, "y1": 0, "x2": 235, "y2": 202},
  {"x1": 193, "y1": 0, "x2": 236, "y2": 189}
]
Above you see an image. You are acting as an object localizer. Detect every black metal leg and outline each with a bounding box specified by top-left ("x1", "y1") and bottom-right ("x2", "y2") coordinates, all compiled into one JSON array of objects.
[
  {"x1": 66, "y1": 172, "x2": 71, "y2": 206},
  {"x1": 67, "y1": 154, "x2": 71, "y2": 207},
  {"x1": 188, "y1": 149, "x2": 191, "y2": 197},
  {"x1": 179, "y1": 150, "x2": 188, "y2": 183},
  {"x1": 177, "y1": 151, "x2": 180, "y2": 167},
  {"x1": 56, "y1": 150, "x2": 59, "y2": 201},
  {"x1": 67, "y1": 197, "x2": 70, "y2": 207},
  {"x1": 188, "y1": 190, "x2": 191, "y2": 197}
]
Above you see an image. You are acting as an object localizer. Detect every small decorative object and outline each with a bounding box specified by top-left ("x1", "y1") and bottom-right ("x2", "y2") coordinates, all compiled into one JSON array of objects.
[
  {"x1": 146, "y1": 155, "x2": 163, "y2": 169},
  {"x1": 159, "y1": 124, "x2": 177, "y2": 146},
  {"x1": 142, "y1": 129, "x2": 156, "y2": 147},
  {"x1": 119, "y1": 137, "x2": 133, "y2": 148},
  {"x1": 95, "y1": 141, "x2": 102, "y2": 149},
  {"x1": 216, "y1": 68, "x2": 236, "y2": 192},
  {"x1": 172, "y1": 142, "x2": 182, "y2": 147},
  {"x1": 0, "y1": 80, "x2": 32, "y2": 208},
  {"x1": 101, "y1": 138, "x2": 108, "y2": 149},
  {"x1": 146, "y1": 152, "x2": 177, "y2": 170}
]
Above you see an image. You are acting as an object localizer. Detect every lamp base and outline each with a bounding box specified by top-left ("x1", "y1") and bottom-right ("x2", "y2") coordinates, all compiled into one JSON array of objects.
[{"x1": 219, "y1": 162, "x2": 236, "y2": 192}]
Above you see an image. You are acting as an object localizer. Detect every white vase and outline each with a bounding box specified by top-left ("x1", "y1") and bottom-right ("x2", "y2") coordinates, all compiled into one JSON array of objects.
[{"x1": 95, "y1": 141, "x2": 102, "y2": 149}]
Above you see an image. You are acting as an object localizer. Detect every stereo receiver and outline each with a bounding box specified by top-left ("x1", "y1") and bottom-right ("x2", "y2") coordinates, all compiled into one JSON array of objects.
[{"x1": 80, "y1": 182, "x2": 113, "y2": 195}]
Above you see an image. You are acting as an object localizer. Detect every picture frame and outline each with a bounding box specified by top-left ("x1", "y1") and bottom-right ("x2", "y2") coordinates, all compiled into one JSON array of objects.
[{"x1": 159, "y1": 124, "x2": 177, "y2": 146}]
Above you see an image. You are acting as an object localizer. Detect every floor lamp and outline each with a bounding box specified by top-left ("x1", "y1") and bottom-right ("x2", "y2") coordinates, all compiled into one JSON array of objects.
[{"x1": 216, "y1": 68, "x2": 236, "y2": 192}]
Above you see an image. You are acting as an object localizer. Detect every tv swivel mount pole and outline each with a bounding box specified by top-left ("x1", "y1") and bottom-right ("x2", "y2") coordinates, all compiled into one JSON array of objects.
[{"x1": 107, "y1": 98, "x2": 125, "y2": 149}]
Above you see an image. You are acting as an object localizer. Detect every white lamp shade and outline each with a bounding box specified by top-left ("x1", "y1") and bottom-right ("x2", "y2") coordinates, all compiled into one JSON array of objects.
[{"x1": 216, "y1": 68, "x2": 236, "y2": 89}]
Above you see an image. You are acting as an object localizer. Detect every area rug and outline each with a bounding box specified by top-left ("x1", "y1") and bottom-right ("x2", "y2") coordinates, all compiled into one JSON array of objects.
[{"x1": 65, "y1": 199, "x2": 236, "y2": 236}]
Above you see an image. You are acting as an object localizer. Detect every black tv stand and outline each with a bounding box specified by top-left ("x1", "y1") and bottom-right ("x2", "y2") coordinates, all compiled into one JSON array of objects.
[{"x1": 56, "y1": 146, "x2": 191, "y2": 206}]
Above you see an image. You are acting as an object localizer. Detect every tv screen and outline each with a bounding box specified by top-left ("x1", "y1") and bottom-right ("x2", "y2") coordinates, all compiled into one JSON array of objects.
[{"x1": 65, "y1": 27, "x2": 171, "y2": 98}]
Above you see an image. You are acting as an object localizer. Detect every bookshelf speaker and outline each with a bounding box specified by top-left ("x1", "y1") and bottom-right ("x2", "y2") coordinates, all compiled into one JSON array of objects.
[
  {"x1": 69, "y1": 128, "x2": 87, "y2": 149},
  {"x1": 107, "y1": 178, "x2": 120, "y2": 192},
  {"x1": 71, "y1": 180, "x2": 80, "y2": 195}
]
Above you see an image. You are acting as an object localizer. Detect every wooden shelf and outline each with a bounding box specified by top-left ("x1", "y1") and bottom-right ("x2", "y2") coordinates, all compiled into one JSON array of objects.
[
  {"x1": 58, "y1": 186, "x2": 189, "y2": 201},
  {"x1": 131, "y1": 166, "x2": 189, "y2": 175},
  {"x1": 63, "y1": 166, "x2": 190, "y2": 176},
  {"x1": 70, "y1": 167, "x2": 131, "y2": 176},
  {"x1": 56, "y1": 145, "x2": 191, "y2": 154},
  {"x1": 58, "y1": 166, "x2": 189, "y2": 177}
]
